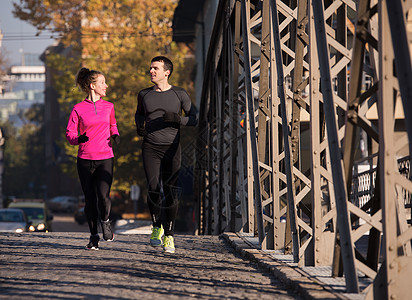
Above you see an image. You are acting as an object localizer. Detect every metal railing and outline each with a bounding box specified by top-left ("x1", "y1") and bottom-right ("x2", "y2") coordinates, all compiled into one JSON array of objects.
[{"x1": 351, "y1": 155, "x2": 411, "y2": 217}]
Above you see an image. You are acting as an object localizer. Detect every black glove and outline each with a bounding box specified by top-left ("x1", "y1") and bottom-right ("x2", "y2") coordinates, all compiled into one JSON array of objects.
[
  {"x1": 136, "y1": 127, "x2": 147, "y2": 137},
  {"x1": 111, "y1": 134, "x2": 120, "y2": 145},
  {"x1": 164, "y1": 112, "x2": 180, "y2": 124},
  {"x1": 78, "y1": 132, "x2": 89, "y2": 143}
]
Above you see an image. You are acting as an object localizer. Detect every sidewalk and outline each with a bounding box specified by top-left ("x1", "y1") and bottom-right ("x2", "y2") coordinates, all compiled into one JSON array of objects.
[
  {"x1": 115, "y1": 220, "x2": 370, "y2": 300},
  {"x1": 115, "y1": 219, "x2": 152, "y2": 235},
  {"x1": 0, "y1": 229, "x2": 301, "y2": 299},
  {"x1": 0, "y1": 218, "x2": 369, "y2": 299}
]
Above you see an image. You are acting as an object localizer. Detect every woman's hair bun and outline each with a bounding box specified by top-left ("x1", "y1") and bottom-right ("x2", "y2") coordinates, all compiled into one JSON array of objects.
[{"x1": 75, "y1": 67, "x2": 103, "y2": 94}]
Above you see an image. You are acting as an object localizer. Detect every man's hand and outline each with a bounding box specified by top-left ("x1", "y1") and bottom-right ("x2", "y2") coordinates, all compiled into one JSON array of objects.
[
  {"x1": 136, "y1": 127, "x2": 147, "y2": 137},
  {"x1": 78, "y1": 132, "x2": 89, "y2": 143},
  {"x1": 111, "y1": 134, "x2": 120, "y2": 145},
  {"x1": 164, "y1": 112, "x2": 180, "y2": 124}
]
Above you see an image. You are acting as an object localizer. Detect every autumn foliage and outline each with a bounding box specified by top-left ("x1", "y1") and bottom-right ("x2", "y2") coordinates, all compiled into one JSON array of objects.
[{"x1": 13, "y1": 0, "x2": 195, "y2": 196}]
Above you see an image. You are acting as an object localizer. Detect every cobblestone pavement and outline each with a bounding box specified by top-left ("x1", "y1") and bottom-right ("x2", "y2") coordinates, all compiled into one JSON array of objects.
[{"x1": 0, "y1": 233, "x2": 303, "y2": 300}]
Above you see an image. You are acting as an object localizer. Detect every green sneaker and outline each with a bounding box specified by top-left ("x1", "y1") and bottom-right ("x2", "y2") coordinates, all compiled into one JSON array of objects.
[
  {"x1": 150, "y1": 226, "x2": 164, "y2": 247},
  {"x1": 163, "y1": 235, "x2": 175, "y2": 253}
]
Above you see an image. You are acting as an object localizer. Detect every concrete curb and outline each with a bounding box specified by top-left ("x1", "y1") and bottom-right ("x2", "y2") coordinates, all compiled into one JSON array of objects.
[{"x1": 221, "y1": 232, "x2": 343, "y2": 300}]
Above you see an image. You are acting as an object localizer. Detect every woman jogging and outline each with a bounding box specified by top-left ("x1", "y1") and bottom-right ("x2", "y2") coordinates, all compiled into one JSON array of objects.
[{"x1": 66, "y1": 67, "x2": 120, "y2": 250}]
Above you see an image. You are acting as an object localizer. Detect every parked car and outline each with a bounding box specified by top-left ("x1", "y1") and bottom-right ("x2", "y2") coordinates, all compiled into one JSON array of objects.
[
  {"x1": 8, "y1": 200, "x2": 53, "y2": 232},
  {"x1": 0, "y1": 208, "x2": 31, "y2": 233},
  {"x1": 74, "y1": 206, "x2": 120, "y2": 225},
  {"x1": 74, "y1": 206, "x2": 86, "y2": 225},
  {"x1": 48, "y1": 196, "x2": 79, "y2": 213}
]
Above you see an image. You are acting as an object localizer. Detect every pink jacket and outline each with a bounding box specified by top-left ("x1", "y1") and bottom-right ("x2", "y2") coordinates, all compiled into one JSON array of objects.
[{"x1": 66, "y1": 98, "x2": 119, "y2": 160}]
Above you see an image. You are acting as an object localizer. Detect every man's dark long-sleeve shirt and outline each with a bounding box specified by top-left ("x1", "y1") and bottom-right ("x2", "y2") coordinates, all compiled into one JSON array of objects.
[{"x1": 135, "y1": 86, "x2": 198, "y2": 145}]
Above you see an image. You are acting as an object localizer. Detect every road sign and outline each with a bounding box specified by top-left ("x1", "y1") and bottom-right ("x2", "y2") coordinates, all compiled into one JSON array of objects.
[{"x1": 130, "y1": 184, "x2": 140, "y2": 201}]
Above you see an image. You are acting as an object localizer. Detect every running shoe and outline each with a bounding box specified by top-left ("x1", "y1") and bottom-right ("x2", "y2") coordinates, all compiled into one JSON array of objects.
[
  {"x1": 150, "y1": 225, "x2": 164, "y2": 247},
  {"x1": 101, "y1": 219, "x2": 114, "y2": 241},
  {"x1": 163, "y1": 235, "x2": 175, "y2": 253},
  {"x1": 86, "y1": 235, "x2": 100, "y2": 250}
]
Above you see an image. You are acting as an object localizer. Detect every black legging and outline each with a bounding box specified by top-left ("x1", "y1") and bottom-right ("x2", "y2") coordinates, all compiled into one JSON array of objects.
[
  {"x1": 77, "y1": 157, "x2": 113, "y2": 235},
  {"x1": 142, "y1": 141, "x2": 181, "y2": 236}
]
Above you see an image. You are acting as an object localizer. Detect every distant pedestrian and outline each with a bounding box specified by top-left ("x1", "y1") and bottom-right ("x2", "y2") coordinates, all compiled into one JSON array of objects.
[
  {"x1": 66, "y1": 67, "x2": 120, "y2": 250},
  {"x1": 135, "y1": 56, "x2": 198, "y2": 253}
]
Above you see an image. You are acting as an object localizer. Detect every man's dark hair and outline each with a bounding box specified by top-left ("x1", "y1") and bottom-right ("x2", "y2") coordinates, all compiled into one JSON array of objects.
[{"x1": 151, "y1": 56, "x2": 173, "y2": 78}]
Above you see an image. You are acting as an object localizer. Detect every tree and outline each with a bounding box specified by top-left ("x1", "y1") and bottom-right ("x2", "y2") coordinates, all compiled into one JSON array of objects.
[
  {"x1": 0, "y1": 45, "x2": 10, "y2": 95},
  {"x1": 13, "y1": 0, "x2": 196, "y2": 200},
  {"x1": 2, "y1": 104, "x2": 46, "y2": 199}
]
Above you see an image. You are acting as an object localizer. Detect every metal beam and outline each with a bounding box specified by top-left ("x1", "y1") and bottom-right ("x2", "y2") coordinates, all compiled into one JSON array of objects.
[
  {"x1": 241, "y1": 0, "x2": 265, "y2": 245},
  {"x1": 312, "y1": 0, "x2": 359, "y2": 292},
  {"x1": 194, "y1": 0, "x2": 412, "y2": 294},
  {"x1": 270, "y1": 0, "x2": 300, "y2": 262}
]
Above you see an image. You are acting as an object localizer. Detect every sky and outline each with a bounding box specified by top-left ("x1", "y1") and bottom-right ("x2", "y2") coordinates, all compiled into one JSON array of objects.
[{"x1": 0, "y1": 0, "x2": 55, "y2": 66}]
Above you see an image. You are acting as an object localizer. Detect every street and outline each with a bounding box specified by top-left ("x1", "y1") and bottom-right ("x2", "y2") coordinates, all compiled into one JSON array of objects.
[{"x1": 51, "y1": 213, "x2": 89, "y2": 232}]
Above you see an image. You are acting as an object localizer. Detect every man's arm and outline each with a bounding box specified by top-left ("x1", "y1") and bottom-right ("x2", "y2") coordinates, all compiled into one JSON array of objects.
[
  {"x1": 174, "y1": 88, "x2": 198, "y2": 126},
  {"x1": 135, "y1": 92, "x2": 147, "y2": 136}
]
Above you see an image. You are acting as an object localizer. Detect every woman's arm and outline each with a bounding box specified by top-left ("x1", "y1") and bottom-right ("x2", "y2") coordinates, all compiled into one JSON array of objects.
[
  {"x1": 65, "y1": 108, "x2": 81, "y2": 145},
  {"x1": 109, "y1": 105, "x2": 119, "y2": 136}
]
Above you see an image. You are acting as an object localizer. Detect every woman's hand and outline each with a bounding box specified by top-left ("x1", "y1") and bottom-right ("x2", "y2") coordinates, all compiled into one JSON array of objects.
[
  {"x1": 78, "y1": 132, "x2": 89, "y2": 143},
  {"x1": 111, "y1": 134, "x2": 120, "y2": 145}
]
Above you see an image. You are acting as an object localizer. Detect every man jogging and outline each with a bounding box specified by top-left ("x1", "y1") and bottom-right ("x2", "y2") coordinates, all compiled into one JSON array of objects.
[{"x1": 135, "y1": 56, "x2": 197, "y2": 253}]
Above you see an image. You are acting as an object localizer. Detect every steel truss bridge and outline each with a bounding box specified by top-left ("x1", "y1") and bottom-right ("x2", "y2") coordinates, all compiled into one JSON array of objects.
[{"x1": 193, "y1": 0, "x2": 412, "y2": 298}]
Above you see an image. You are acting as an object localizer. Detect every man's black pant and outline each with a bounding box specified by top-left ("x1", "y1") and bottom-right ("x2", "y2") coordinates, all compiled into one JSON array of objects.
[
  {"x1": 142, "y1": 141, "x2": 181, "y2": 236},
  {"x1": 77, "y1": 157, "x2": 113, "y2": 235}
]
